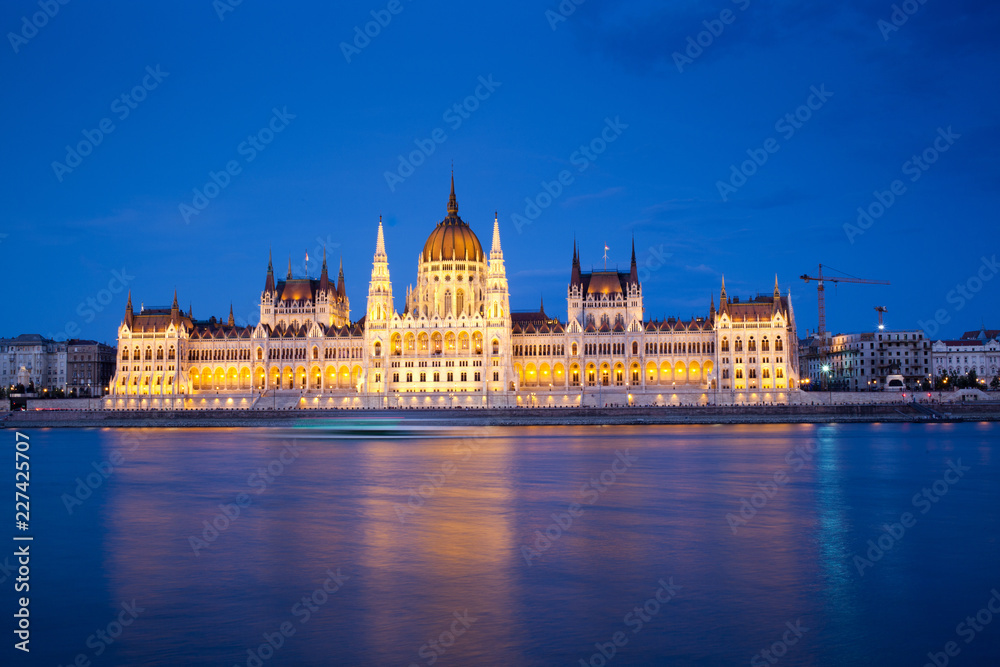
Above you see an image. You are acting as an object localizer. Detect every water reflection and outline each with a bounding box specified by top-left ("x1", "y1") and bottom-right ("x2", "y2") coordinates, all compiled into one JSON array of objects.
[{"x1": 28, "y1": 423, "x2": 1000, "y2": 666}]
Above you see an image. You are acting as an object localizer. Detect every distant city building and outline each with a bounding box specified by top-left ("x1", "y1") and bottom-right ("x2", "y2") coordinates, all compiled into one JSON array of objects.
[
  {"x1": 66, "y1": 339, "x2": 117, "y2": 396},
  {"x1": 799, "y1": 329, "x2": 931, "y2": 390},
  {"x1": 931, "y1": 337, "x2": 999, "y2": 380},
  {"x1": 109, "y1": 178, "x2": 800, "y2": 408},
  {"x1": 0, "y1": 333, "x2": 67, "y2": 392}
]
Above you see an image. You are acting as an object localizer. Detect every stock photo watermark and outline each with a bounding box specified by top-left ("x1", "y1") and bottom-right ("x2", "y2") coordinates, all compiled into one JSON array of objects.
[
  {"x1": 57, "y1": 600, "x2": 145, "y2": 665},
  {"x1": 213, "y1": 0, "x2": 245, "y2": 21},
  {"x1": 716, "y1": 85, "x2": 833, "y2": 202},
  {"x1": 852, "y1": 459, "x2": 969, "y2": 576},
  {"x1": 179, "y1": 106, "x2": 296, "y2": 224},
  {"x1": 511, "y1": 116, "x2": 628, "y2": 234},
  {"x1": 578, "y1": 577, "x2": 680, "y2": 667},
  {"x1": 7, "y1": 0, "x2": 72, "y2": 54},
  {"x1": 521, "y1": 449, "x2": 638, "y2": 566},
  {"x1": 188, "y1": 441, "x2": 303, "y2": 555},
  {"x1": 750, "y1": 619, "x2": 810, "y2": 667},
  {"x1": 51, "y1": 65, "x2": 169, "y2": 182},
  {"x1": 918, "y1": 254, "x2": 997, "y2": 337},
  {"x1": 236, "y1": 568, "x2": 349, "y2": 667},
  {"x1": 672, "y1": 0, "x2": 752, "y2": 73},
  {"x1": 727, "y1": 440, "x2": 817, "y2": 534},
  {"x1": 878, "y1": 0, "x2": 932, "y2": 41},
  {"x1": 844, "y1": 126, "x2": 960, "y2": 244},
  {"x1": 545, "y1": 0, "x2": 585, "y2": 30},
  {"x1": 384, "y1": 75, "x2": 501, "y2": 192},
  {"x1": 922, "y1": 588, "x2": 1000, "y2": 667},
  {"x1": 47, "y1": 267, "x2": 135, "y2": 342},
  {"x1": 408, "y1": 610, "x2": 478, "y2": 666},
  {"x1": 394, "y1": 439, "x2": 482, "y2": 523},
  {"x1": 341, "y1": 0, "x2": 414, "y2": 63}
]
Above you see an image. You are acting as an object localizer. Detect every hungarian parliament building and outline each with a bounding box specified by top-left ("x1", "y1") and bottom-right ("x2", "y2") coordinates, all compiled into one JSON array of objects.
[{"x1": 107, "y1": 178, "x2": 801, "y2": 409}]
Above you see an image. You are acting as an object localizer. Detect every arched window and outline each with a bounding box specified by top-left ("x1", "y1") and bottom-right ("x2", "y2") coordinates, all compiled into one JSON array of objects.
[
  {"x1": 775, "y1": 337, "x2": 783, "y2": 352},
  {"x1": 735, "y1": 338, "x2": 743, "y2": 353},
  {"x1": 632, "y1": 341, "x2": 639, "y2": 355},
  {"x1": 748, "y1": 338, "x2": 757, "y2": 352},
  {"x1": 156, "y1": 347, "x2": 164, "y2": 360},
  {"x1": 374, "y1": 342, "x2": 381, "y2": 357},
  {"x1": 257, "y1": 347, "x2": 263, "y2": 361},
  {"x1": 571, "y1": 343, "x2": 578, "y2": 355},
  {"x1": 762, "y1": 338, "x2": 770, "y2": 352},
  {"x1": 312, "y1": 346, "x2": 319, "y2": 360},
  {"x1": 444, "y1": 290, "x2": 452, "y2": 317},
  {"x1": 457, "y1": 290, "x2": 465, "y2": 316},
  {"x1": 721, "y1": 337, "x2": 729, "y2": 353},
  {"x1": 492, "y1": 339, "x2": 499, "y2": 354}
]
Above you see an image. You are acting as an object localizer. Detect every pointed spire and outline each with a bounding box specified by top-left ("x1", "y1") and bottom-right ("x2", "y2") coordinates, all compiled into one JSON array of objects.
[
  {"x1": 287, "y1": 256, "x2": 292, "y2": 280},
  {"x1": 124, "y1": 290, "x2": 134, "y2": 327},
  {"x1": 375, "y1": 215, "x2": 387, "y2": 258},
  {"x1": 265, "y1": 248, "x2": 275, "y2": 293},
  {"x1": 171, "y1": 289, "x2": 179, "y2": 324},
  {"x1": 337, "y1": 256, "x2": 346, "y2": 299},
  {"x1": 228, "y1": 304, "x2": 234, "y2": 327},
  {"x1": 447, "y1": 171, "x2": 458, "y2": 215},
  {"x1": 319, "y1": 246, "x2": 330, "y2": 293},
  {"x1": 710, "y1": 293, "x2": 716, "y2": 316},
  {"x1": 188, "y1": 302, "x2": 192, "y2": 318},
  {"x1": 720, "y1": 274, "x2": 728, "y2": 310},
  {"x1": 571, "y1": 239, "x2": 582, "y2": 287},
  {"x1": 540, "y1": 294, "x2": 545, "y2": 316},
  {"x1": 629, "y1": 237, "x2": 638, "y2": 285},
  {"x1": 774, "y1": 273, "x2": 781, "y2": 298},
  {"x1": 490, "y1": 212, "x2": 502, "y2": 257}
]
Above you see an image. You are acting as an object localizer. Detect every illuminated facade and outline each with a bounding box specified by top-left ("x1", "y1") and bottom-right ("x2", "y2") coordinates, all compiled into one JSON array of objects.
[{"x1": 108, "y1": 178, "x2": 800, "y2": 409}]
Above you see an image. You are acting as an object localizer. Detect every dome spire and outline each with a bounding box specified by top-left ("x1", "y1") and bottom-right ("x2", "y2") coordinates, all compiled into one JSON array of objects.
[{"x1": 447, "y1": 170, "x2": 458, "y2": 215}]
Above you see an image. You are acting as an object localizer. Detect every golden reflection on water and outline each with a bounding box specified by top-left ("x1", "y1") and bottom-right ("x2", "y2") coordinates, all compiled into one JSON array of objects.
[{"x1": 85, "y1": 423, "x2": 1000, "y2": 666}]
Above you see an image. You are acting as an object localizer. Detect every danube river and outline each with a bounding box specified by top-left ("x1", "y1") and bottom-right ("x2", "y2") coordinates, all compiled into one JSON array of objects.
[{"x1": 14, "y1": 423, "x2": 1000, "y2": 665}]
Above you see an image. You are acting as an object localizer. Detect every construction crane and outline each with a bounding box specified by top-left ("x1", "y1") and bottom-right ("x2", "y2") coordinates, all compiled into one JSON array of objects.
[
  {"x1": 800, "y1": 264, "x2": 890, "y2": 339},
  {"x1": 875, "y1": 306, "x2": 888, "y2": 330}
]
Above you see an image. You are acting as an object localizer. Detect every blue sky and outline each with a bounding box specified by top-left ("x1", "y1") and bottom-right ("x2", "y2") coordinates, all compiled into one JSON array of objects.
[{"x1": 2, "y1": 0, "x2": 998, "y2": 343}]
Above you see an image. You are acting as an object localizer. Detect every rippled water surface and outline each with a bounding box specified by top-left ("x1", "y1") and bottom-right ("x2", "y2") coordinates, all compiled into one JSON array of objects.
[{"x1": 13, "y1": 423, "x2": 1000, "y2": 665}]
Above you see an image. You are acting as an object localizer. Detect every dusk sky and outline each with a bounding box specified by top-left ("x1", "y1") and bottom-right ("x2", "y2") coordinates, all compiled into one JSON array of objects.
[{"x1": 3, "y1": 0, "x2": 998, "y2": 343}]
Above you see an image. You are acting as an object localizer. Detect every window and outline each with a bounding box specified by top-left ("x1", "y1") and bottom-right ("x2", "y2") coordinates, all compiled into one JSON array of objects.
[
  {"x1": 460, "y1": 372, "x2": 467, "y2": 382},
  {"x1": 419, "y1": 373, "x2": 426, "y2": 382},
  {"x1": 632, "y1": 341, "x2": 638, "y2": 355},
  {"x1": 474, "y1": 372, "x2": 480, "y2": 381},
  {"x1": 433, "y1": 372, "x2": 440, "y2": 382}
]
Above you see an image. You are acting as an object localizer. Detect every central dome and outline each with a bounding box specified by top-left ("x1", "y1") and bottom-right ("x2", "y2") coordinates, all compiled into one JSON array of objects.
[{"x1": 421, "y1": 176, "x2": 484, "y2": 263}]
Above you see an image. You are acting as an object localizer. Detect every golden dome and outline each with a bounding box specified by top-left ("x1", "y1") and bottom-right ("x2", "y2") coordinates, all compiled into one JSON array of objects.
[{"x1": 421, "y1": 175, "x2": 484, "y2": 263}]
